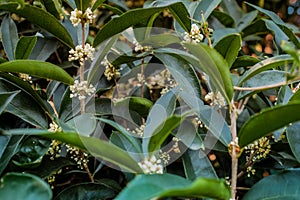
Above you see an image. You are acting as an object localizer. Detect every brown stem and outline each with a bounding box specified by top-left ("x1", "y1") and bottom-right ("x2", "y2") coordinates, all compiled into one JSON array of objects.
[
  {"x1": 230, "y1": 100, "x2": 238, "y2": 199},
  {"x1": 80, "y1": 22, "x2": 86, "y2": 114},
  {"x1": 83, "y1": 162, "x2": 94, "y2": 183},
  {"x1": 140, "y1": 57, "x2": 145, "y2": 98}
]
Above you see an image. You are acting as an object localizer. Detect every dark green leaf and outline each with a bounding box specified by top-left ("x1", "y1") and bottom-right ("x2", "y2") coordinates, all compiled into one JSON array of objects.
[
  {"x1": 237, "y1": 54, "x2": 293, "y2": 86},
  {"x1": 239, "y1": 101, "x2": 300, "y2": 148},
  {"x1": 15, "y1": 36, "x2": 37, "y2": 59},
  {"x1": 183, "y1": 149, "x2": 217, "y2": 180},
  {"x1": 93, "y1": 2, "x2": 186, "y2": 47},
  {"x1": 0, "y1": 172, "x2": 52, "y2": 200},
  {"x1": 243, "y1": 169, "x2": 300, "y2": 200},
  {"x1": 214, "y1": 33, "x2": 242, "y2": 67},
  {"x1": 290, "y1": 89, "x2": 300, "y2": 103},
  {"x1": 0, "y1": 91, "x2": 19, "y2": 115},
  {"x1": 0, "y1": 60, "x2": 74, "y2": 85},
  {"x1": 212, "y1": 10, "x2": 235, "y2": 28},
  {"x1": 40, "y1": 0, "x2": 61, "y2": 19},
  {"x1": 0, "y1": 3, "x2": 74, "y2": 48},
  {"x1": 115, "y1": 173, "x2": 230, "y2": 200},
  {"x1": 4, "y1": 129, "x2": 143, "y2": 173},
  {"x1": 1, "y1": 15, "x2": 18, "y2": 61},
  {"x1": 0, "y1": 135, "x2": 24, "y2": 175},
  {"x1": 29, "y1": 37, "x2": 58, "y2": 61},
  {"x1": 287, "y1": 122, "x2": 300, "y2": 163},
  {"x1": 141, "y1": 33, "x2": 181, "y2": 48},
  {"x1": 55, "y1": 182, "x2": 116, "y2": 200},
  {"x1": 231, "y1": 55, "x2": 260, "y2": 69},
  {"x1": 236, "y1": 10, "x2": 258, "y2": 32},
  {"x1": 168, "y1": 2, "x2": 191, "y2": 32},
  {"x1": 114, "y1": 97, "x2": 153, "y2": 118},
  {"x1": 220, "y1": 0, "x2": 243, "y2": 24},
  {"x1": 100, "y1": 3, "x2": 124, "y2": 15}
]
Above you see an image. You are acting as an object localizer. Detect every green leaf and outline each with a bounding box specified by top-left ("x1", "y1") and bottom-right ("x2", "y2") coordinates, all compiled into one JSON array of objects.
[
  {"x1": 243, "y1": 169, "x2": 300, "y2": 199},
  {"x1": 148, "y1": 115, "x2": 184, "y2": 154},
  {"x1": 0, "y1": 172, "x2": 52, "y2": 200},
  {"x1": 93, "y1": 2, "x2": 186, "y2": 47},
  {"x1": 114, "y1": 97, "x2": 153, "y2": 118},
  {"x1": 55, "y1": 183, "x2": 116, "y2": 200},
  {"x1": 4, "y1": 129, "x2": 143, "y2": 173},
  {"x1": 40, "y1": 0, "x2": 61, "y2": 19},
  {"x1": 0, "y1": 3, "x2": 74, "y2": 48},
  {"x1": 154, "y1": 53, "x2": 202, "y2": 99},
  {"x1": 287, "y1": 122, "x2": 300, "y2": 163},
  {"x1": 237, "y1": 54, "x2": 293, "y2": 86},
  {"x1": 246, "y1": 2, "x2": 300, "y2": 48},
  {"x1": 0, "y1": 135, "x2": 24, "y2": 175},
  {"x1": 0, "y1": 91, "x2": 19, "y2": 115},
  {"x1": 212, "y1": 10, "x2": 235, "y2": 28},
  {"x1": 97, "y1": 118, "x2": 142, "y2": 154},
  {"x1": 141, "y1": 33, "x2": 182, "y2": 48},
  {"x1": 236, "y1": 10, "x2": 258, "y2": 32},
  {"x1": 74, "y1": 0, "x2": 90, "y2": 11},
  {"x1": 231, "y1": 55, "x2": 260, "y2": 69},
  {"x1": 237, "y1": 70, "x2": 288, "y2": 99},
  {"x1": 193, "y1": 0, "x2": 221, "y2": 21},
  {"x1": 91, "y1": 0, "x2": 106, "y2": 11},
  {"x1": 220, "y1": 0, "x2": 243, "y2": 24},
  {"x1": 1, "y1": 14, "x2": 18, "y2": 61},
  {"x1": 29, "y1": 37, "x2": 58, "y2": 61},
  {"x1": 264, "y1": 19, "x2": 289, "y2": 46},
  {"x1": 0, "y1": 60, "x2": 74, "y2": 85},
  {"x1": 115, "y1": 173, "x2": 230, "y2": 200},
  {"x1": 0, "y1": 76, "x2": 48, "y2": 128},
  {"x1": 183, "y1": 149, "x2": 217, "y2": 180},
  {"x1": 15, "y1": 36, "x2": 37, "y2": 59},
  {"x1": 214, "y1": 33, "x2": 242, "y2": 68},
  {"x1": 290, "y1": 89, "x2": 300, "y2": 103},
  {"x1": 168, "y1": 2, "x2": 191, "y2": 32},
  {"x1": 238, "y1": 101, "x2": 300, "y2": 148},
  {"x1": 183, "y1": 43, "x2": 234, "y2": 106}
]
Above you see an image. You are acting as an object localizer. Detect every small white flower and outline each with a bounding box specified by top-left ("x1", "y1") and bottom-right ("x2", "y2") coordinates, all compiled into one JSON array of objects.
[
  {"x1": 70, "y1": 80, "x2": 96, "y2": 100},
  {"x1": 138, "y1": 155, "x2": 163, "y2": 174},
  {"x1": 70, "y1": 7, "x2": 96, "y2": 27},
  {"x1": 205, "y1": 91, "x2": 226, "y2": 107},
  {"x1": 183, "y1": 23, "x2": 204, "y2": 44},
  {"x1": 19, "y1": 73, "x2": 32, "y2": 83},
  {"x1": 48, "y1": 122, "x2": 62, "y2": 133},
  {"x1": 102, "y1": 58, "x2": 121, "y2": 81},
  {"x1": 68, "y1": 43, "x2": 95, "y2": 65},
  {"x1": 133, "y1": 40, "x2": 152, "y2": 52}
]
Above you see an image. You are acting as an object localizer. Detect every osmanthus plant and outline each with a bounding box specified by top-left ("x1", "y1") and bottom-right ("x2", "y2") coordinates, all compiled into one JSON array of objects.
[{"x1": 0, "y1": 0, "x2": 299, "y2": 199}]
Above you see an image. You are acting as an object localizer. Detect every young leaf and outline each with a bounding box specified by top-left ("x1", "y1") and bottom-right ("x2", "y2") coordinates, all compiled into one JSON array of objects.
[
  {"x1": 15, "y1": 36, "x2": 37, "y2": 59},
  {"x1": 0, "y1": 60, "x2": 74, "y2": 85},
  {"x1": 115, "y1": 173, "x2": 230, "y2": 200},
  {"x1": 3, "y1": 129, "x2": 143, "y2": 173},
  {"x1": 238, "y1": 101, "x2": 300, "y2": 148},
  {"x1": 237, "y1": 54, "x2": 293, "y2": 86},
  {"x1": 1, "y1": 15, "x2": 18, "y2": 61},
  {"x1": 243, "y1": 169, "x2": 300, "y2": 199},
  {"x1": 213, "y1": 33, "x2": 242, "y2": 68},
  {"x1": 0, "y1": 3, "x2": 74, "y2": 49},
  {"x1": 0, "y1": 172, "x2": 52, "y2": 200}
]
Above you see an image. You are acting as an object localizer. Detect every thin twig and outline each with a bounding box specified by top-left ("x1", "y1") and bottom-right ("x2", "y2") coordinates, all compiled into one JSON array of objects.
[{"x1": 233, "y1": 82, "x2": 287, "y2": 91}]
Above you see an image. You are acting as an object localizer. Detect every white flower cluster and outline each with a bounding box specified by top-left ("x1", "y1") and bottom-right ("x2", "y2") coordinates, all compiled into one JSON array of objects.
[
  {"x1": 70, "y1": 80, "x2": 96, "y2": 100},
  {"x1": 138, "y1": 155, "x2": 163, "y2": 174},
  {"x1": 66, "y1": 144, "x2": 89, "y2": 169},
  {"x1": 133, "y1": 40, "x2": 151, "y2": 52},
  {"x1": 70, "y1": 7, "x2": 96, "y2": 27},
  {"x1": 102, "y1": 58, "x2": 121, "y2": 81},
  {"x1": 127, "y1": 124, "x2": 145, "y2": 137},
  {"x1": 19, "y1": 73, "x2": 32, "y2": 83},
  {"x1": 205, "y1": 91, "x2": 226, "y2": 107},
  {"x1": 183, "y1": 24, "x2": 204, "y2": 44},
  {"x1": 48, "y1": 122, "x2": 62, "y2": 133},
  {"x1": 68, "y1": 43, "x2": 95, "y2": 65}
]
